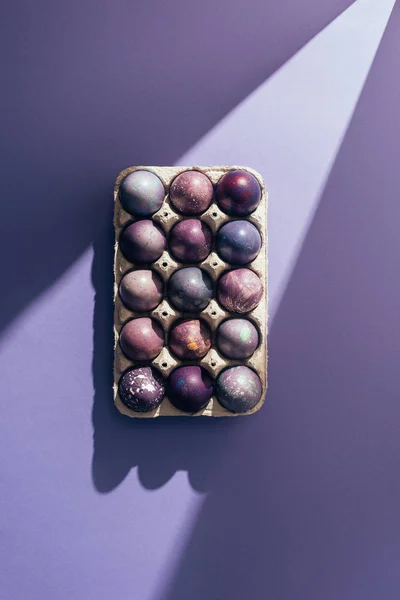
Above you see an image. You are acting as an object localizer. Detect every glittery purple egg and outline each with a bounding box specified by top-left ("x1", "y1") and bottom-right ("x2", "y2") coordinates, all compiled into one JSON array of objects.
[
  {"x1": 168, "y1": 366, "x2": 214, "y2": 413},
  {"x1": 216, "y1": 366, "x2": 262, "y2": 413},
  {"x1": 168, "y1": 267, "x2": 213, "y2": 312},
  {"x1": 216, "y1": 318, "x2": 259, "y2": 359},
  {"x1": 169, "y1": 171, "x2": 213, "y2": 215},
  {"x1": 119, "y1": 220, "x2": 166, "y2": 264},
  {"x1": 118, "y1": 367, "x2": 165, "y2": 412},
  {"x1": 217, "y1": 220, "x2": 261, "y2": 264},
  {"x1": 119, "y1": 270, "x2": 163, "y2": 312},
  {"x1": 169, "y1": 319, "x2": 211, "y2": 360},
  {"x1": 119, "y1": 317, "x2": 164, "y2": 360},
  {"x1": 169, "y1": 219, "x2": 212, "y2": 263},
  {"x1": 119, "y1": 170, "x2": 165, "y2": 216},
  {"x1": 216, "y1": 170, "x2": 261, "y2": 216},
  {"x1": 218, "y1": 268, "x2": 263, "y2": 313}
]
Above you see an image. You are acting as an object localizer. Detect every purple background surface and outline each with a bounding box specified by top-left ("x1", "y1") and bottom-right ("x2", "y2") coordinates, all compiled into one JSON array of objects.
[{"x1": 1, "y1": 1, "x2": 400, "y2": 599}]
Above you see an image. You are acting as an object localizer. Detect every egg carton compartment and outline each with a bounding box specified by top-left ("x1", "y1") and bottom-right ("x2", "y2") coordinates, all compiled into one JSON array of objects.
[{"x1": 114, "y1": 165, "x2": 268, "y2": 417}]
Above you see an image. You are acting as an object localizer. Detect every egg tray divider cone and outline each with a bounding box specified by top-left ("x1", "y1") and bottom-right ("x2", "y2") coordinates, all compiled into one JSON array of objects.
[{"x1": 114, "y1": 165, "x2": 268, "y2": 417}]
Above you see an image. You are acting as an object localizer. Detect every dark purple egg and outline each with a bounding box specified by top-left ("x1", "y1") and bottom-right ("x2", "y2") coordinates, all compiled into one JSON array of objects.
[
  {"x1": 119, "y1": 317, "x2": 164, "y2": 360},
  {"x1": 118, "y1": 367, "x2": 165, "y2": 412},
  {"x1": 119, "y1": 270, "x2": 163, "y2": 312},
  {"x1": 119, "y1": 170, "x2": 165, "y2": 216},
  {"x1": 216, "y1": 170, "x2": 261, "y2": 216},
  {"x1": 168, "y1": 267, "x2": 213, "y2": 312},
  {"x1": 170, "y1": 219, "x2": 212, "y2": 263},
  {"x1": 169, "y1": 319, "x2": 211, "y2": 360},
  {"x1": 218, "y1": 268, "x2": 262, "y2": 313},
  {"x1": 169, "y1": 170, "x2": 213, "y2": 215},
  {"x1": 216, "y1": 318, "x2": 259, "y2": 359},
  {"x1": 216, "y1": 366, "x2": 262, "y2": 413},
  {"x1": 168, "y1": 366, "x2": 213, "y2": 413},
  {"x1": 217, "y1": 220, "x2": 261, "y2": 264},
  {"x1": 119, "y1": 220, "x2": 166, "y2": 264}
]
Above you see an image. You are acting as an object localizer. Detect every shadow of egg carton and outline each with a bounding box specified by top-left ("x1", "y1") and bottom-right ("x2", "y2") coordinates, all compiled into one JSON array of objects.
[{"x1": 113, "y1": 165, "x2": 268, "y2": 418}]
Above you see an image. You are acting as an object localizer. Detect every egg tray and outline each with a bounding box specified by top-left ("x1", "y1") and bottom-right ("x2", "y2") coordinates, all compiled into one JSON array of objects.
[{"x1": 113, "y1": 165, "x2": 268, "y2": 417}]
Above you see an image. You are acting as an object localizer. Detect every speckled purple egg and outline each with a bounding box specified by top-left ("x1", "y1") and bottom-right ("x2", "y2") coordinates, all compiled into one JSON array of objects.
[
  {"x1": 169, "y1": 171, "x2": 213, "y2": 215},
  {"x1": 168, "y1": 366, "x2": 214, "y2": 413},
  {"x1": 216, "y1": 366, "x2": 262, "y2": 413},
  {"x1": 169, "y1": 319, "x2": 211, "y2": 360},
  {"x1": 168, "y1": 267, "x2": 213, "y2": 312},
  {"x1": 216, "y1": 318, "x2": 259, "y2": 359},
  {"x1": 119, "y1": 220, "x2": 166, "y2": 264},
  {"x1": 169, "y1": 219, "x2": 212, "y2": 263},
  {"x1": 119, "y1": 270, "x2": 163, "y2": 312},
  {"x1": 118, "y1": 367, "x2": 165, "y2": 412},
  {"x1": 218, "y1": 268, "x2": 263, "y2": 313},
  {"x1": 216, "y1": 170, "x2": 261, "y2": 216},
  {"x1": 217, "y1": 220, "x2": 261, "y2": 264},
  {"x1": 119, "y1": 317, "x2": 164, "y2": 360},
  {"x1": 119, "y1": 170, "x2": 165, "y2": 216}
]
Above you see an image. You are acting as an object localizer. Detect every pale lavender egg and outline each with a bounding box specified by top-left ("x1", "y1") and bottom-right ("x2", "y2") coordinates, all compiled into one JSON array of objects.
[
  {"x1": 119, "y1": 170, "x2": 165, "y2": 216},
  {"x1": 216, "y1": 318, "x2": 259, "y2": 359},
  {"x1": 216, "y1": 366, "x2": 262, "y2": 413},
  {"x1": 119, "y1": 270, "x2": 163, "y2": 311}
]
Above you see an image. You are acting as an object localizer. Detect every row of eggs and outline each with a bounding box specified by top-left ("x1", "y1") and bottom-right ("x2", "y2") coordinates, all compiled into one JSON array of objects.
[
  {"x1": 118, "y1": 364, "x2": 262, "y2": 415},
  {"x1": 119, "y1": 218, "x2": 262, "y2": 265},
  {"x1": 119, "y1": 168, "x2": 262, "y2": 217},
  {"x1": 119, "y1": 316, "x2": 259, "y2": 362},
  {"x1": 119, "y1": 266, "x2": 263, "y2": 314}
]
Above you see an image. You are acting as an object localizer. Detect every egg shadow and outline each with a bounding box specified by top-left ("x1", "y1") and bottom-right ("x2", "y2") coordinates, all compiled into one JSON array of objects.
[{"x1": 91, "y1": 217, "x2": 240, "y2": 493}]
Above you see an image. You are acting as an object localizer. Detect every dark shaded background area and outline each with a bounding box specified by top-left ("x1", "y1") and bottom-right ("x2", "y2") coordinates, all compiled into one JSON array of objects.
[
  {"x1": 161, "y1": 6, "x2": 400, "y2": 599},
  {"x1": 0, "y1": 0, "x2": 354, "y2": 335}
]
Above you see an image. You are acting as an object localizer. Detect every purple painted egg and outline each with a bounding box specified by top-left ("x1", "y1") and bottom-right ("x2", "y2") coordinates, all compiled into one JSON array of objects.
[
  {"x1": 218, "y1": 268, "x2": 263, "y2": 313},
  {"x1": 170, "y1": 219, "x2": 212, "y2": 263},
  {"x1": 216, "y1": 318, "x2": 259, "y2": 359},
  {"x1": 216, "y1": 170, "x2": 261, "y2": 216},
  {"x1": 169, "y1": 170, "x2": 213, "y2": 215},
  {"x1": 216, "y1": 366, "x2": 262, "y2": 413},
  {"x1": 119, "y1": 270, "x2": 163, "y2": 312},
  {"x1": 168, "y1": 267, "x2": 213, "y2": 312},
  {"x1": 168, "y1": 366, "x2": 214, "y2": 413},
  {"x1": 119, "y1": 220, "x2": 166, "y2": 264},
  {"x1": 217, "y1": 220, "x2": 261, "y2": 264},
  {"x1": 119, "y1": 170, "x2": 165, "y2": 216},
  {"x1": 118, "y1": 367, "x2": 165, "y2": 412},
  {"x1": 169, "y1": 319, "x2": 211, "y2": 360},
  {"x1": 119, "y1": 317, "x2": 164, "y2": 360}
]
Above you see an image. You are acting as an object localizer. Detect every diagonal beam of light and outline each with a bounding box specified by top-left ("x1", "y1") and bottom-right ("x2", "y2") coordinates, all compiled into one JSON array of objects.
[{"x1": 176, "y1": 0, "x2": 396, "y2": 324}]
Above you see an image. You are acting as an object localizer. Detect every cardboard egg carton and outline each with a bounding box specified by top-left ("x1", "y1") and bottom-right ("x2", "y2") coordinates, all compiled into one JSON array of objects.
[{"x1": 114, "y1": 165, "x2": 268, "y2": 417}]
